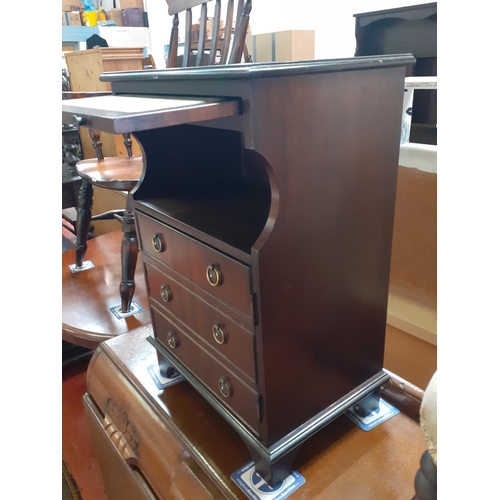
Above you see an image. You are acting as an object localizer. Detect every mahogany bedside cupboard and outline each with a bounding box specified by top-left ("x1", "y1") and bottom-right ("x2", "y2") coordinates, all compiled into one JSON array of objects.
[{"x1": 63, "y1": 54, "x2": 415, "y2": 485}]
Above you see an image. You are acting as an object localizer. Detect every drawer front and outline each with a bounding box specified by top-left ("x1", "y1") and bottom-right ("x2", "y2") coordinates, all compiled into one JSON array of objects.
[
  {"x1": 137, "y1": 211, "x2": 252, "y2": 317},
  {"x1": 151, "y1": 306, "x2": 260, "y2": 434},
  {"x1": 145, "y1": 261, "x2": 257, "y2": 383}
]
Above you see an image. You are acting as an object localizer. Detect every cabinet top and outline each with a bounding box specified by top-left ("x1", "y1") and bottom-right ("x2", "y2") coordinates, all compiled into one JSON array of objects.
[
  {"x1": 353, "y1": 2, "x2": 436, "y2": 26},
  {"x1": 100, "y1": 54, "x2": 415, "y2": 85}
]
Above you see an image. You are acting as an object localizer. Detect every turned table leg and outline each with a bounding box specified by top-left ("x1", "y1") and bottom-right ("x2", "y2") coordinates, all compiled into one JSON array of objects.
[
  {"x1": 119, "y1": 195, "x2": 138, "y2": 313},
  {"x1": 75, "y1": 180, "x2": 93, "y2": 268}
]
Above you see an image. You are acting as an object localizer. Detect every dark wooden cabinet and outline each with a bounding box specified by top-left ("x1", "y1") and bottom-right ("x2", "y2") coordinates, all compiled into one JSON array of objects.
[
  {"x1": 62, "y1": 54, "x2": 414, "y2": 486},
  {"x1": 354, "y1": 2, "x2": 437, "y2": 145}
]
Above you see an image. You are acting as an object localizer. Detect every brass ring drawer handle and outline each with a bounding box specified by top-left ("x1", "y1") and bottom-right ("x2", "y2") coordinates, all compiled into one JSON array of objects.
[
  {"x1": 218, "y1": 376, "x2": 233, "y2": 398},
  {"x1": 167, "y1": 331, "x2": 179, "y2": 349},
  {"x1": 212, "y1": 324, "x2": 227, "y2": 345},
  {"x1": 206, "y1": 264, "x2": 222, "y2": 287},
  {"x1": 160, "y1": 284, "x2": 172, "y2": 303},
  {"x1": 152, "y1": 234, "x2": 164, "y2": 253}
]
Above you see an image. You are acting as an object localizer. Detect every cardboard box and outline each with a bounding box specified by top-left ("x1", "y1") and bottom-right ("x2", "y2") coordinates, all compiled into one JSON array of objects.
[
  {"x1": 62, "y1": 11, "x2": 82, "y2": 26},
  {"x1": 62, "y1": 0, "x2": 83, "y2": 12},
  {"x1": 220, "y1": 19, "x2": 251, "y2": 35},
  {"x1": 105, "y1": 8, "x2": 123, "y2": 26},
  {"x1": 99, "y1": 26, "x2": 151, "y2": 47},
  {"x1": 206, "y1": 18, "x2": 223, "y2": 40},
  {"x1": 120, "y1": 0, "x2": 144, "y2": 9},
  {"x1": 192, "y1": 19, "x2": 223, "y2": 42},
  {"x1": 220, "y1": 19, "x2": 235, "y2": 32},
  {"x1": 191, "y1": 23, "x2": 200, "y2": 42},
  {"x1": 121, "y1": 8, "x2": 144, "y2": 27},
  {"x1": 249, "y1": 30, "x2": 314, "y2": 63}
]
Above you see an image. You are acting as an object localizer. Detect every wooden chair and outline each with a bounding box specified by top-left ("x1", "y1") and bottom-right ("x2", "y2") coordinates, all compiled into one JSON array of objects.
[
  {"x1": 166, "y1": 0, "x2": 252, "y2": 68},
  {"x1": 62, "y1": 124, "x2": 83, "y2": 223},
  {"x1": 68, "y1": 0, "x2": 252, "y2": 316},
  {"x1": 141, "y1": 54, "x2": 156, "y2": 69},
  {"x1": 62, "y1": 92, "x2": 113, "y2": 244},
  {"x1": 62, "y1": 0, "x2": 253, "y2": 349}
]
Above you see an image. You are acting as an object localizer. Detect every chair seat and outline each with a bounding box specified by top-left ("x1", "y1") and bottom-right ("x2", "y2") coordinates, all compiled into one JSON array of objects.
[
  {"x1": 62, "y1": 229, "x2": 151, "y2": 350},
  {"x1": 76, "y1": 155, "x2": 143, "y2": 191}
]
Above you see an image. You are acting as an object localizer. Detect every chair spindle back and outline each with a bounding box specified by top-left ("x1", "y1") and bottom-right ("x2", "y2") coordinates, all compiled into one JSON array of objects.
[{"x1": 166, "y1": 0, "x2": 252, "y2": 68}]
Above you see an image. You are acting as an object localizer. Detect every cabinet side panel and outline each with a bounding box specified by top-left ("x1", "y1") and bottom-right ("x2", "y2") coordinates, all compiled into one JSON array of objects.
[{"x1": 249, "y1": 66, "x2": 406, "y2": 444}]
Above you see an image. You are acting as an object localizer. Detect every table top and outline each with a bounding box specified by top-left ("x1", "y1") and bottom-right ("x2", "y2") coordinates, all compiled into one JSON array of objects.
[
  {"x1": 62, "y1": 55, "x2": 416, "y2": 138},
  {"x1": 62, "y1": 230, "x2": 151, "y2": 350}
]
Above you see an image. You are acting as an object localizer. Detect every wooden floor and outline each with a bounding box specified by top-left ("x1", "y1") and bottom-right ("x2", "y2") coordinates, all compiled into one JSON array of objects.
[{"x1": 62, "y1": 359, "x2": 108, "y2": 500}]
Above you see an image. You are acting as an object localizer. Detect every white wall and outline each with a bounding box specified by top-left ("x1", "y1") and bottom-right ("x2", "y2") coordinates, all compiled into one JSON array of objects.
[
  {"x1": 145, "y1": 0, "x2": 435, "y2": 67},
  {"x1": 144, "y1": 0, "x2": 170, "y2": 68}
]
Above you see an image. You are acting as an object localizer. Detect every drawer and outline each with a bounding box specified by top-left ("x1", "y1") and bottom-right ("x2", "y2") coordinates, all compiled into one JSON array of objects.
[
  {"x1": 144, "y1": 260, "x2": 257, "y2": 384},
  {"x1": 151, "y1": 306, "x2": 260, "y2": 434},
  {"x1": 136, "y1": 211, "x2": 252, "y2": 317}
]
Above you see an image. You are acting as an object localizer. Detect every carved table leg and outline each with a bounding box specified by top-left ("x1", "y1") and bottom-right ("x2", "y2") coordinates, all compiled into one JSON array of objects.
[
  {"x1": 123, "y1": 133, "x2": 133, "y2": 157},
  {"x1": 119, "y1": 195, "x2": 138, "y2": 313},
  {"x1": 75, "y1": 180, "x2": 93, "y2": 268}
]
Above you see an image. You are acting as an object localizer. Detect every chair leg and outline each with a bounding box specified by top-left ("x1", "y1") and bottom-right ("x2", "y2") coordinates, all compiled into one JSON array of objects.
[
  {"x1": 75, "y1": 180, "x2": 93, "y2": 268},
  {"x1": 119, "y1": 202, "x2": 138, "y2": 313}
]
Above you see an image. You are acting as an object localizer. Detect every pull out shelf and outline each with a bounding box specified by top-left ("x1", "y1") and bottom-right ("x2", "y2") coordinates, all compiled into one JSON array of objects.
[{"x1": 61, "y1": 95, "x2": 241, "y2": 134}]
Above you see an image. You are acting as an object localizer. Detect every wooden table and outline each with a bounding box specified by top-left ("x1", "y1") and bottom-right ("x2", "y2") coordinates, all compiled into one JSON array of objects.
[
  {"x1": 84, "y1": 324, "x2": 427, "y2": 499},
  {"x1": 62, "y1": 230, "x2": 151, "y2": 350}
]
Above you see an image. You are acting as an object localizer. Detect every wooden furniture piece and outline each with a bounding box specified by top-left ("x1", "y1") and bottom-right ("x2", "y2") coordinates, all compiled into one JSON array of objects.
[
  {"x1": 65, "y1": 47, "x2": 146, "y2": 159},
  {"x1": 61, "y1": 223, "x2": 96, "y2": 369},
  {"x1": 141, "y1": 54, "x2": 156, "y2": 69},
  {"x1": 64, "y1": 51, "x2": 142, "y2": 247},
  {"x1": 62, "y1": 92, "x2": 119, "y2": 274},
  {"x1": 64, "y1": 49, "x2": 144, "y2": 313},
  {"x1": 62, "y1": 230, "x2": 151, "y2": 350},
  {"x1": 74, "y1": 128, "x2": 144, "y2": 313},
  {"x1": 84, "y1": 324, "x2": 428, "y2": 499},
  {"x1": 65, "y1": 1, "x2": 251, "y2": 313},
  {"x1": 62, "y1": 123, "x2": 83, "y2": 216},
  {"x1": 62, "y1": 52, "x2": 414, "y2": 485},
  {"x1": 353, "y1": 2, "x2": 437, "y2": 145},
  {"x1": 165, "y1": 0, "x2": 251, "y2": 68}
]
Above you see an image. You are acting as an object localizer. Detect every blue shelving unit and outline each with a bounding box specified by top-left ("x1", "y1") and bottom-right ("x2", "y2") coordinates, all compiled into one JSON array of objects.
[
  {"x1": 63, "y1": 26, "x2": 149, "y2": 56},
  {"x1": 62, "y1": 26, "x2": 99, "y2": 44}
]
